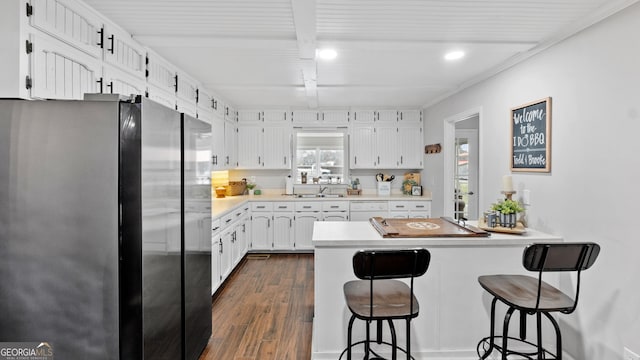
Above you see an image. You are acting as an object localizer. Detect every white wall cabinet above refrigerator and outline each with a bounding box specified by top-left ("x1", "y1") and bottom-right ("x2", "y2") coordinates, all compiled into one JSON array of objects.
[
  {"x1": 101, "y1": 63, "x2": 145, "y2": 96},
  {"x1": 102, "y1": 22, "x2": 145, "y2": 79}
]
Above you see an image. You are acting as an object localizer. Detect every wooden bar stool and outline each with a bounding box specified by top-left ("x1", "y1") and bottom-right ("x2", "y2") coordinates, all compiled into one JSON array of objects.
[
  {"x1": 342, "y1": 249, "x2": 431, "y2": 360},
  {"x1": 477, "y1": 242, "x2": 600, "y2": 360}
]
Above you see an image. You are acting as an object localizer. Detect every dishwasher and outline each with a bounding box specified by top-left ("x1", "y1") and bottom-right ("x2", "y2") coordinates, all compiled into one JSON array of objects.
[{"x1": 349, "y1": 201, "x2": 389, "y2": 221}]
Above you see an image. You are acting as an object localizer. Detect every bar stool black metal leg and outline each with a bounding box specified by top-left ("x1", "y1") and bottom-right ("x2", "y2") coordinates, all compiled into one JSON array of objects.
[
  {"x1": 365, "y1": 320, "x2": 371, "y2": 360},
  {"x1": 347, "y1": 314, "x2": 356, "y2": 360},
  {"x1": 479, "y1": 297, "x2": 499, "y2": 359},
  {"x1": 387, "y1": 319, "x2": 397, "y2": 360},
  {"x1": 377, "y1": 320, "x2": 383, "y2": 344},
  {"x1": 405, "y1": 319, "x2": 411, "y2": 360},
  {"x1": 502, "y1": 306, "x2": 516, "y2": 360},
  {"x1": 544, "y1": 311, "x2": 563, "y2": 360},
  {"x1": 537, "y1": 312, "x2": 543, "y2": 359}
]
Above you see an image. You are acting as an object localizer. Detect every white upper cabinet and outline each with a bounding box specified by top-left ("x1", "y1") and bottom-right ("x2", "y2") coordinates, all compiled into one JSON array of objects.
[
  {"x1": 210, "y1": 116, "x2": 226, "y2": 171},
  {"x1": 262, "y1": 110, "x2": 288, "y2": 123},
  {"x1": 352, "y1": 109, "x2": 375, "y2": 123},
  {"x1": 30, "y1": 32, "x2": 102, "y2": 100},
  {"x1": 102, "y1": 22, "x2": 145, "y2": 78},
  {"x1": 224, "y1": 120, "x2": 237, "y2": 167},
  {"x1": 398, "y1": 109, "x2": 422, "y2": 124},
  {"x1": 376, "y1": 110, "x2": 398, "y2": 122},
  {"x1": 224, "y1": 104, "x2": 237, "y2": 122},
  {"x1": 375, "y1": 126, "x2": 398, "y2": 168},
  {"x1": 263, "y1": 126, "x2": 291, "y2": 169},
  {"x1": 146, "y1": 49, "x2": 176, "y2": 95},
  {"x1": 237, "y1": 125, "x2": 291, "y2": 169},
  {"x1": 238, "y1": 110, "x2": 261, "y2": 123},
  {"x1": 196, "y1": 88, "x2": 214, "y2": 123},
  {"x1": 29, "y1": 0, "x2": 103, "y2": 59},
  {"x1": 102, "y1": 63, "x2": 144, "y2": 96},
  {"x1": 176, "y1": 70, "x2": 198, "y2": 104},
  {"x1": 236, "y1": 125, "x2": 263, "y2": 168},
  {"x1": 320, "y1": 110, "x2": 349, "y2": 126},
  {"x1": 398, "y1": 126, "x2": 423, "y2": 169},
  {"x1": 350, "y1": 124, "x2": 376, "y2": 169},
  {"x1": 291, "y1": 110, "x2": 319, "y2": 125}
]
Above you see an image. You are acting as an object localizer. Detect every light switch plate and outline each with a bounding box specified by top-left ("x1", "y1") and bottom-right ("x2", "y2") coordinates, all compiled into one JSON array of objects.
[{"x1": 522, "y1": 189, "x2": 531, "y2": 206}]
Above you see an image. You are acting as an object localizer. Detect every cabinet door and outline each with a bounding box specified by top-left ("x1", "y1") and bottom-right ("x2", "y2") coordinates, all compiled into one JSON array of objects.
[
  {"x1": 237, "y1": 125, "x2": 263, "y2": 169},
  {"x1": 294, "y1": 213, "x2": 320, "y2": 250},
  {"x1": 375, "y1": 126, "x2": 398, "y2": 168},
  {"x1": 399, "y1": 110, "x2": 422, "y2": 124},
  {"x1": 225, "y1": 105, "x2": 237, "y2": 122},
  {"x1": 322, "y1": 212, "x2": 348, "y2": 221},
  {"x1": 30, "y1": 33, "x2": 102, "y2": 100},
  {"x1": 352, "y1": 109, "x2": 375, "y2": 124},
  {"x1": 376, "y1": 110, "x2": 398, "y2": 123},
  {"x1": 220, "y1": 229, "x2": 233, "y2": 279},
  {"x1": 263, "y1": 110, "x2": 288, "y2": 123},
  {"x1": 251, "y1": 214, "x2": 272, "y2": 250},
  {"x1": 389, "y1": 211, "x2": 409, "y2": 219},
  {"x1": 292, "y1": 110, "x2": 319, "y2": 125},
  {"x1": 102, "y1": 64, "x2": 145, "y2": 96},
  {"x1": 238, "y1": 110, "x2": 262, "y2": 123},
  {"x1": 398, "y1": 126, "x2": 423, "y2": 169},
  {"x1": 211, "y1": 116, "x2": 226, "y2": 170},
  {"x1": 225, "y1": 121, "x2": 237, "y2": 168},
  {"x1": 146, "y1": 87, "x2": 176, "y2": 111},
  {"x1": 273, "y1": 213, "x2": 294, "y2": 249},
  {"x1": 147, "y1": 49, "x2": 176, "y2": 95},
  {"x1": 321, "y1": 110, "x2": 349, "y2": 126},
  {"x1": 239, "y1": 217, "x2": 250, "y2": 255},
  {"x1": 263, "y1": 126, "x2": 291, "y2": 169},
  {"x1": 30, "y1": 0, "x2": 103, "y2": 59},
  {"x1": 176, "y1": 71, "x2": 198, "y2": 105},
  {"x1": 350, "y1": 125, "x2": 375, "y2": 169},
  {"x1": 103, "y1": 23, "x2": 145, "y2": 78},
  {"x1": 211, "y1": 235, "x2": 221, "y2": 294}
]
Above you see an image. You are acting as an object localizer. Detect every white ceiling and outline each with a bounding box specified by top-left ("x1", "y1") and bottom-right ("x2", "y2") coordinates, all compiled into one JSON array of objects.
[{"x1": 83, "y1": 0, "x2": 637, "y2": 109}]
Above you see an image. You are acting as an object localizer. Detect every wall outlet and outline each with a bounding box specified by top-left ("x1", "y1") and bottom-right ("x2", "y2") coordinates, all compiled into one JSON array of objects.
[{"x1": 624, "y1": 347, "x2": 640, "y2": 360}]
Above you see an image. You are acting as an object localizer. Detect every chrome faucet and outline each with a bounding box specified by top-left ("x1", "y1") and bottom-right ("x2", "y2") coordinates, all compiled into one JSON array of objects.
[{"x1": 319, "y1": 186, "x2": 328, "y2": 194}]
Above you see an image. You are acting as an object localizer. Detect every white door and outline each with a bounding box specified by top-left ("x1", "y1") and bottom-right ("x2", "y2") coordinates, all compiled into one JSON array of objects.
[
  {"x1": 250, "y1": 214, "x2": 271, "y2": 250},
  {"x1": 350, "y1": 125, "x2": 375, "y2": 169},
  {"x1": 237, "y1": 125, "x2": 263, "y2": 168},
  {"x1": 375, "y1": 126, "x2": 398, "y2": 168},
  {"x1": 454, "y1": 129, "x2": 479, "y2": 220},
  {"x1": 263, "y1": 126, "x2": 291, "y2": 169},
  {"x1": 272, "y1": 213, "x2": 294, "y2": 249},
  {"x1": 294, "y1": 213, "x2": 320, "y2": 249}
]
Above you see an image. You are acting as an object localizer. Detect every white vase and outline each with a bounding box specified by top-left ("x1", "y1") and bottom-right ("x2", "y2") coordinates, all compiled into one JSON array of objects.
[{"x1": 248, "y1": 189, "x2": 254, "y2": 196}]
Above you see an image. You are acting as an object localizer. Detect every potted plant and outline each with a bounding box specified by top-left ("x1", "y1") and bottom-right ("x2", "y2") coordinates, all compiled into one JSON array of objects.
[
  {"x1": 490, "y1": 199, "x2": 524, "y2": 228},
  {"x1": 246, "y1": 182, "x2": 256, "y2": 195}
]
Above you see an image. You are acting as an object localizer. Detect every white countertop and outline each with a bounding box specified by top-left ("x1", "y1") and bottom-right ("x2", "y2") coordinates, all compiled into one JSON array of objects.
[
  {"x1": 312, "y1": 220, "x2": 562, "y2": 247},
  {"x1": 212, "y1": 193, "x2": 432, "y2": 218}
]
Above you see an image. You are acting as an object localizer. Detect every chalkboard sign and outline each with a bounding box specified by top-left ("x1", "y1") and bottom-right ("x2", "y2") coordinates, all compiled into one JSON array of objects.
[{"x1": 510, "y1": 97, "x2": 551, "y2": 172}]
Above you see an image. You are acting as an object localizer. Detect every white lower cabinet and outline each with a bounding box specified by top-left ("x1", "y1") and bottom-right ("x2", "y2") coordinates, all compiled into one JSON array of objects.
[
  {"x1": 294, "y1": 202, "x2": 322, "y2": 250},
  {"x1": 250, "y1": 202, "x2": 273, "y2": 250},
  {"x1": 211, "y1": 219, "x2": 221, "y2": 295},
  {"x1": 272, "y1": 202, "x2": 294, "y2": 249},
  {"x1": 322, "y1": 201, "x2": 349, "y2": 221},
  {"x1": 389, "y1": 201, "x2": 432, "y2": 218},
  {"x1": 220, "y1": 227, "x2": 233, "y2": 279}
]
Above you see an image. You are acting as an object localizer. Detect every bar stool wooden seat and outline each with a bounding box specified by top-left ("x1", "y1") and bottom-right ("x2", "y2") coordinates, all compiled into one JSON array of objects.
[
  {"x1": 477, "y1": 242, "x2": 600, "y2": 360},
  {"x1": 343, "y1": 249, "x2": 431, "y2": 360}
]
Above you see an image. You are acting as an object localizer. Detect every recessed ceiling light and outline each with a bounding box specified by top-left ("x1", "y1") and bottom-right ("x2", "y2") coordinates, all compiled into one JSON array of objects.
[
  {"x1": 444, "y1": 51, "x2": 465, "y2": 61},
  {"x1": 317, "y1": 48, "x2": 337, "y2": 60}
]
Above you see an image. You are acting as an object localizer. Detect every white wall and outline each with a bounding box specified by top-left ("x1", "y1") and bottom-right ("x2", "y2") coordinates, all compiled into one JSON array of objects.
[{"x1": 422, "y1": 3, "x2": 640, "y2": 359}]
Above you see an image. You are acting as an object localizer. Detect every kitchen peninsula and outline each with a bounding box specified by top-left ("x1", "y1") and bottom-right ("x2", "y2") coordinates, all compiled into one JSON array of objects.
[{"x1": 311, "y1": 220, "x2": 562, "y2": 360}]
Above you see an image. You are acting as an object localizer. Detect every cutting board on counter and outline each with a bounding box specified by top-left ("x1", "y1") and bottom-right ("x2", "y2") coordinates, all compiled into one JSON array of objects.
[{"x1": 369, "y1": 217, "x2": 490, "y2": 238}]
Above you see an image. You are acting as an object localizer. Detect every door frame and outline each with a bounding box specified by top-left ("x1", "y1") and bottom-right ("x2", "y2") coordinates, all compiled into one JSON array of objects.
[
  {"x1": 455, "y1": 128, "x2": 479, "y2": 220},
  {"x1": 443, "y1": 107, "x2": 483, "y2": 218}
]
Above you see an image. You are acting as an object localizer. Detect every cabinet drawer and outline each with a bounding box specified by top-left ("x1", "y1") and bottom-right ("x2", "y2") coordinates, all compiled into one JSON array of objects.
[
  {"x1": 221, "y1": 212, "x2": 235, "y2": 227},
  {"x1": 251, "y1": 202, "x2": 273, "y2": 212},
  {"x1": 295, "y1": 202, "x2": 322, "y2": 212},
  {"x1": 273, "y1": 202, "x2": 294, "y2": 212},
  {"x1": 322, "y1": 201, "x2": 348, "y2": 211},
  {"x1": 350, "y1": 201, "x2": 388, "y2": 211},
  {"x1": 211, "y1": 218, "x2": 222, "y2": 233},
  {"x1": 389, "y1": 201, "x2": 409, "y2": 211},
  {"x1": 409, "y1": 202, "x2": 431, "y2": 211}
]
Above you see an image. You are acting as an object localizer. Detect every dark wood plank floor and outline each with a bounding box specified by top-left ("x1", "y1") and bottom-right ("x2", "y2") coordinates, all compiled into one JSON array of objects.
[{"x1": 199, "y1": 254, "x2": 314, "y2": 360}]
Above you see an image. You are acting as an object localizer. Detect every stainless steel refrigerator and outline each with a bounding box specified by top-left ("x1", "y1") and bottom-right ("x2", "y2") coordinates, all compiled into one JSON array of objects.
[{"x1": 0, "y1": 95, "x2": 211, "y2": 360}]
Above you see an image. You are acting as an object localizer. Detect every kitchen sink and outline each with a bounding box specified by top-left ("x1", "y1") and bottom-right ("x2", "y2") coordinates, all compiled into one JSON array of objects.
[{"x1": 296, "y1": 194, "x2": 345, "y2": 198}]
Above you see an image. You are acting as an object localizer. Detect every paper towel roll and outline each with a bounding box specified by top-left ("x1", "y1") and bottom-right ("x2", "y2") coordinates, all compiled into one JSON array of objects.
[{"x1": 285, "y1": 176, "x2": 294, "y2": 195}]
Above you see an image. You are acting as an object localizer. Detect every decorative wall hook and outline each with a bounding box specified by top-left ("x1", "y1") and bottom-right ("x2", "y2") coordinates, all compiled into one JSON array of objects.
[{"x1": 425, "y1": 143, "x2": 442, "y2": 154}]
